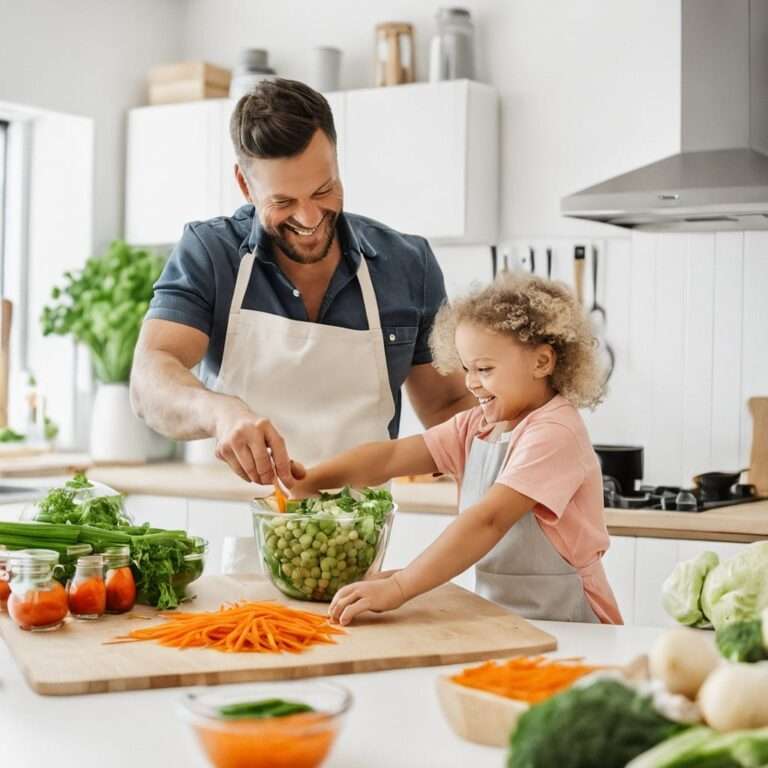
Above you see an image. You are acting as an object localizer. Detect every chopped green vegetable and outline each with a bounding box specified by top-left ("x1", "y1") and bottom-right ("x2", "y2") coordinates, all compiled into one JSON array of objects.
[
  {"x1": 256, "y1": 487, "x2": 393, "y2": 602},
  {"x1": 65, "y1": 472, "x2": 93, "y2": 490},
  {"x1": 507, "y1": 679, "x2": 688, "y2": 768},
  {"x1": 0, "y1": 427, "x2": 25, "y2": 443},
  {"x1": 716, "y1": 620, "x2": 767, "y2": 663},
  {"x1": 627, "y1": 726, "x2": 768, "y2": 768},
  {"x1": 217, "y1": 699, "x2": 314, "y2": 720}
]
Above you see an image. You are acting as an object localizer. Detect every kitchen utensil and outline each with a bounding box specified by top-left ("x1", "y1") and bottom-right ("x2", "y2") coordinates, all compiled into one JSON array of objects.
[
  {"x1": 180, "y1": 682, "x2": 351, "y2": 768},
  {"x1": 0, "y1": 575, "x2": 557, "y2": 695},
  {"x1": 589, "y1": 244, "x2": 615, "y2": 383},
  {"x1": 573, "y1": 245, "x2": 586, "y2": 304},
  {"x1": 429, "y1": 7, "x2": 475, "y2": 81},
  {"x1": 546, "y1": 248, "x2": 553, "y2": 279},
  {"x1": 748, "y1": 397, "x2": 768, "y2": 495},
  {"x1": 229, "y1": 49, "x2": 276, "y2": 101},
  {"x1": 693, "y1": 469, "x2": 749, "y2": 501},
  {"x1": 0, "y1": 299, "x2": 11, "y2": 427},
  {"x1": 375, "y1": 22, "x2": 415, "y2": 86},
  {"x1": 593, "y1": 445, "x2": 644, "y2": 496},
  {"x1": 528, "y1": 247, "x2": 536, "y2": 274},
  {"x1": 307, "y1": 46, "x2": 342, "y2": 93}
]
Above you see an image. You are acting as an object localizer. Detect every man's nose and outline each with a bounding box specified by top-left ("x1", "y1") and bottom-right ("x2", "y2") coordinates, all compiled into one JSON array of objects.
[{"x1": 291, "y1": 201, "x2": 324, "y2": 229}]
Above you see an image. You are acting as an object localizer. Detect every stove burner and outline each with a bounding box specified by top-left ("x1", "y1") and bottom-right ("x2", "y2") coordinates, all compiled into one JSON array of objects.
[{"x1": 603, "y1": 481, "x2": 764, "y2": 512}]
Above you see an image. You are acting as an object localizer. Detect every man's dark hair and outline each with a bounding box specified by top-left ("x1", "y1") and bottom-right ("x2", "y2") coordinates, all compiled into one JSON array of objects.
[{"x1": 229, "y1": 78, "x2": 337, "y2": 162}]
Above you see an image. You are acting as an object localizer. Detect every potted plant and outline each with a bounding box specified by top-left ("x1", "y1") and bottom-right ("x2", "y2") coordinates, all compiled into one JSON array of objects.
[{"x1": 41, "y1": 240, "x2": 166, "y2": 462}]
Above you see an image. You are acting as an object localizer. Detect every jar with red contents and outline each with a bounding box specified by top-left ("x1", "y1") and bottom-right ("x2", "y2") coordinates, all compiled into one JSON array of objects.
[
  {"x1": 0, "y1": 546, "x2": 10, "y2": 611},
  {"x1": 103, "y1": 545, "x2": 136, "y2": 614},
  {"x1": 7, "y1": 549, "x2": 69, "y2": 631},
  {"x1": 67, "y1": 554, "x2": 106, "y2": 619}
]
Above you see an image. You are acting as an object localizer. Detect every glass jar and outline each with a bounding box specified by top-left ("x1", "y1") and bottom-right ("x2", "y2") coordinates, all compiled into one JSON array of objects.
[
  {"x1": 103, "y1": 546, "x2": 136, "y2": 614},
  {"x1": 67, "y1": 554, "x2": 106, "y2": 619},
  {"x1": 0, "y1": 546, "x2": 10, "y2": 611},
  {"x1": 7, "y1": 549, "x2": 68, "y2": 631}
]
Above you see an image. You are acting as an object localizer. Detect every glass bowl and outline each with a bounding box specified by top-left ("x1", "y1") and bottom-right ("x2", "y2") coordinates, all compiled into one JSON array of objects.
[
  {"x1": 135, "y1": 536, "x2": 208, "y2": 606},
  {"x1": 179, "y1": 682, "x2": 351, "y2": 768},
  {"x1": 252, "y1": 499, "x2": 395, "y2": 602}
]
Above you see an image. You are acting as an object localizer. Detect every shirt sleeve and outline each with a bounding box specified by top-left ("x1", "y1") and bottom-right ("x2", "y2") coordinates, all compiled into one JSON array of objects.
[
  {"x1": 495, "y1": 422, "x2": 586, "y2": 520},
  {"x1": 145, "y1": 223, "x2": 216, "y2": 336},
  {"x1": 422, "y1": 408, "x2": 477, "y2": 479},
  {"x1": 413, "y1": 238, "x2": 447, "y2": 365}
]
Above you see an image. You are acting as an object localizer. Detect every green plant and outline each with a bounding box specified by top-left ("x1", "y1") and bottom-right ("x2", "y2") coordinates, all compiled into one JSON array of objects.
[{"x1": 40, "y1": 240, "x2": 164, "y2": 383}]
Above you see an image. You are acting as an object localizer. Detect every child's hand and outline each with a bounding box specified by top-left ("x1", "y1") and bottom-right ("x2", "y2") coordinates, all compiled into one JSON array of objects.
[{"x1": 328, "y1": 575, "x2": 406, "y2": 625}]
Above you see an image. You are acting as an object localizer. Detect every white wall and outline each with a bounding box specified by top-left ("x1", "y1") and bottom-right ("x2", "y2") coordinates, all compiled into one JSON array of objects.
[
  {"x1": 182, "y1": 0, "x2": 681, "y2": 239},
  {"x1": 0, "y1": 0, "x2": 185, "y2": 251}
]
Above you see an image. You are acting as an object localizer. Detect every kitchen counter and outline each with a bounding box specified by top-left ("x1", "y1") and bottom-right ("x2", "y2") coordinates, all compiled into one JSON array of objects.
[
  {"x1": 0, "y1": 618, "x2": 665, "y2": 768},
  {"x1": 88, "y1": 463, "x2": 768, "y2": 543}
]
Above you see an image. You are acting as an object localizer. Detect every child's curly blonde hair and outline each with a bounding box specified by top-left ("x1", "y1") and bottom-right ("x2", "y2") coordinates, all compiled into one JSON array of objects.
[{"x1": 430, "y1": 272, "x2": 606, "y2": 409}]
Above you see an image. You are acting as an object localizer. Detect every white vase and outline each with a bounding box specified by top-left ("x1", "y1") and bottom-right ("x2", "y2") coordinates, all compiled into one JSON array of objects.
[{"x1": 89, "y1": 383, "x2": 148, "y2": 463}]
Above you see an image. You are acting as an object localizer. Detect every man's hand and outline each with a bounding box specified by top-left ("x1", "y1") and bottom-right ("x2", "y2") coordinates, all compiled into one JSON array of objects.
[
  {"x1": 213, "y1": 399, "x2": 293, "y2": 487},
  {"x1": 328, "y1": 575, "x2": 407, "y2": 626}
]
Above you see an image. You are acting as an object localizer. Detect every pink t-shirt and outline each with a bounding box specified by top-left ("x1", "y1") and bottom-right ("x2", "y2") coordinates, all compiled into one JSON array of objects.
[{"x1": 423, "y1": 395, "x2": 622, "y2": 625}]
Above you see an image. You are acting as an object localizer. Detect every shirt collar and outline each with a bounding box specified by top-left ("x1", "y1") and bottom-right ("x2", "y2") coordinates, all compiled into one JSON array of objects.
[{"x1": 244, "y1": 209, "x2": 378, "y2": 266}]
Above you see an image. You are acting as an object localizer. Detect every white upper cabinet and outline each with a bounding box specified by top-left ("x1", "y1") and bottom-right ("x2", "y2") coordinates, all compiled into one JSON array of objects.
[{"x1": 125, "y1": 81, "x2": 498, "y2": 246}]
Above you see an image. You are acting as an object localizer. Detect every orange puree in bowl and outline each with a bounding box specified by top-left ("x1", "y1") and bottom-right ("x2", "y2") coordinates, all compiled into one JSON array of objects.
[{"x1": 194, "y1": 712, "x2": 336, "y2": 768}]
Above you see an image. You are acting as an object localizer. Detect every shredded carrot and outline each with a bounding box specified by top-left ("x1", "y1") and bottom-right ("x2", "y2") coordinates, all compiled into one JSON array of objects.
[
  {"x1": 106, "y1": 601, "x2": 345, "y2": 653},
  {"x1": 273, "y1": 487, "x2": 287, "y2": 513},
  {"x1": 451, "y1": 656, "x2": 599, "y2": 704}
]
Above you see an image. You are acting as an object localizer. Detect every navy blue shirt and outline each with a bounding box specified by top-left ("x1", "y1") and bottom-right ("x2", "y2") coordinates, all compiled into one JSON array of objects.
[{"x1": 146, "y1": 206, "x2": 448, "y2": 437}]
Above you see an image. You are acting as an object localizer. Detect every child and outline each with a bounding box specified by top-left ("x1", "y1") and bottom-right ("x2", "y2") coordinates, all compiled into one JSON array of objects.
[{"x1": 288, "y1": 272, "x2": 622, "y2": 627}]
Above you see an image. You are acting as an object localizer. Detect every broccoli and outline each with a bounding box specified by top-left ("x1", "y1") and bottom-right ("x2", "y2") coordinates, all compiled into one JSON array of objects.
[
  {"x1": 508, "y1": 679, "x2": 688, "y2": 768},
  {"x1": 715, "y1": 620, "x2": 767, "y2": 663}
]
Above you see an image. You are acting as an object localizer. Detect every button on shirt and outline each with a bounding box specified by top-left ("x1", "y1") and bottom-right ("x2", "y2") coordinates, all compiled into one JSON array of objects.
[{"x1": 146, "y1": 206, "x2": 449, "y2": 437}]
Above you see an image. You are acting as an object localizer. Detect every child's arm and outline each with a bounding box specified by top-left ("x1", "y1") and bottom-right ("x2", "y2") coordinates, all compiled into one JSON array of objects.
[
  {"x1": 288, "y1": 435, "x2": 438, "y2": 495},
  {"x1": 328, "y1": 483, "x2": 534, "y2": 625}
]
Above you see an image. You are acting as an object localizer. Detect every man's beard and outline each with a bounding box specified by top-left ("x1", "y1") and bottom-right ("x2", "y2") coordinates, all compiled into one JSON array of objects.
[{"x1": 271, "y1": 211, "x2": 339, "y2": 265}]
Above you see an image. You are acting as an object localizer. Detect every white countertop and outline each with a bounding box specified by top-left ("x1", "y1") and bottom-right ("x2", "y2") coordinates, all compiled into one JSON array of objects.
[{"x1": 0, "y1": 620, "x2": 665, "y2": 768}]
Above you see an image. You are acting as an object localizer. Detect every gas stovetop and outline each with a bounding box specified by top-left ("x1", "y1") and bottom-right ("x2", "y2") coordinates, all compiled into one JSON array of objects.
[{"x1": 604, "y1": 484, "x2": 767, "y2": 512}]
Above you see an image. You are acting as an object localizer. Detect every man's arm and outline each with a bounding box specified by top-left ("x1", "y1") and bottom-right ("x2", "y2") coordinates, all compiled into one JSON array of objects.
[
  {"x1": 130, "y1": 319, "x2": 293, "y2": 486},
  {"x1": 404, "y1": 363, "x2": 476, "y2": 428}
]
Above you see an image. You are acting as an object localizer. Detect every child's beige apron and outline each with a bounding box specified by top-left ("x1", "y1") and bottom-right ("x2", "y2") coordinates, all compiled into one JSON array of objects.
[
  {"x1": 213, "y1": 251, "x2": 395, "y2": 573},
  {"x1": 461, "y1": 436, "x2": 599, "y2": 622}
]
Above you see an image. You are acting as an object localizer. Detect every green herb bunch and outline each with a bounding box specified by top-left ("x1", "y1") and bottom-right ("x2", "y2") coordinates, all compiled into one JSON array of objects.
[{"x1": 40, "y1": 240, "x2": 164, "y2": 383}]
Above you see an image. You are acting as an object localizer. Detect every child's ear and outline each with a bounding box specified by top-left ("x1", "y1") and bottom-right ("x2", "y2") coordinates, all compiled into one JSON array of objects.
[{"x1": 533, "y1": 344, "x2": 556, "y2": 378}]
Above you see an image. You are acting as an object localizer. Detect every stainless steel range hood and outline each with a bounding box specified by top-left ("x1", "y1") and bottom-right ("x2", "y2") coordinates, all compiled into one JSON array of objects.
[{"x1": 561, "y1": 0, "x2": 768, "y2": 232}]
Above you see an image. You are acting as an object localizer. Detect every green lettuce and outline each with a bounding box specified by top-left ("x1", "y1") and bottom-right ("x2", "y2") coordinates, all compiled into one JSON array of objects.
[{"x1": 662, "y1": 551, "x2": 719, "y2": 626}]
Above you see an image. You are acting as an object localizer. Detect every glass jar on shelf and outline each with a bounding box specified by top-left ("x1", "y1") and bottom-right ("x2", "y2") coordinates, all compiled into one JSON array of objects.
[
  {"x1": 7, "y1": 549, "x2": 69, "y2": 631},
  {"x1": 67, "y1": 554, "x2": 106, "y2": 619},
  {"x1": 103, "y1": 546, "x2": 136, "y2": 614}
]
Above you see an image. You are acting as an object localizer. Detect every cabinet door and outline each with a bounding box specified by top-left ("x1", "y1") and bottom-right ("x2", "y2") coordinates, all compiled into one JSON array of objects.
[
  {"x1": 383, "y1": 511, "x2": 474, "y2": 591},
  {"x1": 602, "y1": 536, "x2": 636, "y2": 625},
  {"x1": 125, "y1": 101, "x2": 224, "y2": 245},
  {"x1": 343, "y1": 82, "x2": 466, "y2": 241},
  {"x1": 123, "y1": 495, "x2": 187, "y2": 532}
]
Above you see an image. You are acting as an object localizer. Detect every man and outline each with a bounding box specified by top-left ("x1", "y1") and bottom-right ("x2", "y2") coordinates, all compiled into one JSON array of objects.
[{"x1": 130, "y1": 78, "x2": 474, "y2": 486}]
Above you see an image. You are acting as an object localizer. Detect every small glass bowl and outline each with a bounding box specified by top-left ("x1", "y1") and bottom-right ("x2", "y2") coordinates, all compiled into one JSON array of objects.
[{"x1": 179, "y1": 682, "x2": 351, "y2": 768}]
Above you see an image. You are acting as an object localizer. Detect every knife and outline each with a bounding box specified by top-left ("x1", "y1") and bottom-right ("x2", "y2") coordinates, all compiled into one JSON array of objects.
[{"x1": 573, "y1": 245, "x2": 586, "y2": 304}]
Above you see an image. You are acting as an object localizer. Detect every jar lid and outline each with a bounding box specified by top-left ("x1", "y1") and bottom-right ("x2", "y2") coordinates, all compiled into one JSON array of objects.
[
  {"x1": 11, "y1": 548, "x2": 60, "y2": 565},
  {"x1": 76, "y1": 554, "x2": 104, "y2": 567}
]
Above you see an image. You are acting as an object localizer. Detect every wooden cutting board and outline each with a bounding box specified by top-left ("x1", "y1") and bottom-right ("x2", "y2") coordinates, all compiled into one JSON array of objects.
[{"x1": 0, "y1": 575, "x2": 557, "y2": 696}]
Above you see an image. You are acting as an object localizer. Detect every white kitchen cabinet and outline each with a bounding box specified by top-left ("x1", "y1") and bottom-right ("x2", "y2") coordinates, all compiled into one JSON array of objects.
[
  {"x1": 125, "y1": 99, "x2": 239, "y2": 245},
  {"x1": 186, "y1": 498, "x2": 257, "y2": 577},
  {"x1": 125, "y1": 81, "x2": 497, "y2": 246},
  {"x1": 122, "y1": 495, "x2": 187, "y2": 532},
  {"x1": 602, "y1": 536, "x2": 636, "y2": 625},
  {"x1": 383, "y1": 511, "x2": 474, "y2": 591},
  {"x1": 342, "y1": 80, "x2": 498, "y2": 245}
]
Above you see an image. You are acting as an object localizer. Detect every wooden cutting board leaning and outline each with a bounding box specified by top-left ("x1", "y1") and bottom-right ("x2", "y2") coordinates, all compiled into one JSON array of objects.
[{"x1": 0, "y1": 575, "x2": 557, "y2": 696}]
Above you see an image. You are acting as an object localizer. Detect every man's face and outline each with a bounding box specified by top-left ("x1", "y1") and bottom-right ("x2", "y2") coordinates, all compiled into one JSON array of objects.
[{"x1": 236, "y1": 129, "x2": 343, "y2": 265}]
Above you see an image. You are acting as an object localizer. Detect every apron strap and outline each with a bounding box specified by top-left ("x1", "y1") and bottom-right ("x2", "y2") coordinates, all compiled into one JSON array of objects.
[
  {"x1": 230, "y1": 252, "x2": 256, "y2": 315},
  {"x1": 356, "y1": 256, "x2": 381, "y2": 331}
]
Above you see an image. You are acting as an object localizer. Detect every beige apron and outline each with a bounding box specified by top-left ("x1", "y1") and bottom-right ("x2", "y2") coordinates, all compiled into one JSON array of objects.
[
  {"x1": 462, "y1": 436, "x2": 599, "y2": 623},
  {"x1": 213, "y1": 250, "x2": 395, "y2": 573}
]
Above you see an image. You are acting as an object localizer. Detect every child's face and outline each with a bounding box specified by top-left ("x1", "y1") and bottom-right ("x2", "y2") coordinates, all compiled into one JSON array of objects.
[{"x1": 455, "y1": 322, "x2": 555, "y2": 423}]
